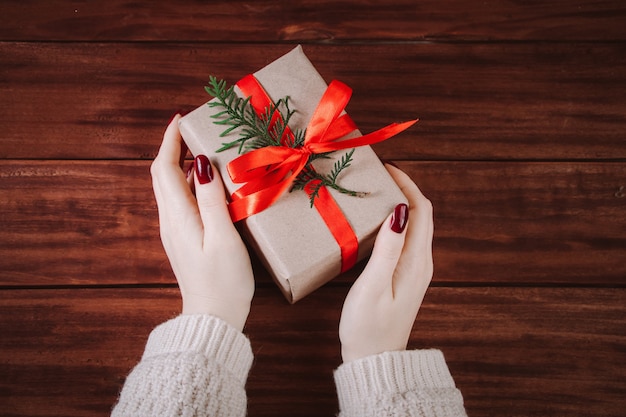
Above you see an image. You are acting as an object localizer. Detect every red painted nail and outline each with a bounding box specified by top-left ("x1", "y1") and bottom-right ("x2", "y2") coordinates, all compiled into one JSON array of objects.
[
  {"x1": 194, "y1": 155, "x2": 213, "y2": 184},
  {"x1": 390, "y1": 203, "x2": 409, "y2": 233}
]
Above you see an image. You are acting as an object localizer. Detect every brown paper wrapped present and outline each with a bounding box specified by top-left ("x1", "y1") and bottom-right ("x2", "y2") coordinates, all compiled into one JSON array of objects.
[{"x1": 179, "y1": 45, "x2": 410, "y2": 303}]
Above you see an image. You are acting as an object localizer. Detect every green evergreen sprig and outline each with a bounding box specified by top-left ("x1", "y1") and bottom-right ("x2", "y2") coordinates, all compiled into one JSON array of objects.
[
  {"x1": 205, "y1": 76, "x2": 303, "y2": 152},
  {"x1": 291, "y1": 149, "x2": 369, "y2": 207},
  {"x1": 205, "y1": 76, "x2": 366, "y2": 206}
]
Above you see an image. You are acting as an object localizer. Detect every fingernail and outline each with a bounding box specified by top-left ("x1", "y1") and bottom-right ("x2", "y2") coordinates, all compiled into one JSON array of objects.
[
  {"x1": 167, "y1": 111, "x2": 180, "y2": 126},
  {"x1": 381, "y1": 159, "x2": 399, "y2": 169},
  {"x1": 167, "y1": 109, "x2": 190, "y2": 125},
  {"x1": 390, "y1": 203, "x2": 409, "y2": 233},
  {"x1": 195, "y1": 155, "x2": 213, "y2": 184}
]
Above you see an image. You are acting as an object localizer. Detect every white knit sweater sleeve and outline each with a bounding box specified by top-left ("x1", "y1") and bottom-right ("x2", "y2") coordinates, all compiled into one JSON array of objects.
[
  {"x1": 111, "y1": 314, "x2": 253, "y2": 417},
  {"x1": 334, "y1": 349, "x2": 467, "y2": 417}
]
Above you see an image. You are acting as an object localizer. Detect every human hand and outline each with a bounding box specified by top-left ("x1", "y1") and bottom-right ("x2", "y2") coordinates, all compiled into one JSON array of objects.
[
  {"x1": 338, "y1": 164, "x2": 434, "y2": 362},
  {"x1": 150, "y1": 114, "x2": 254, "y2": 331}
]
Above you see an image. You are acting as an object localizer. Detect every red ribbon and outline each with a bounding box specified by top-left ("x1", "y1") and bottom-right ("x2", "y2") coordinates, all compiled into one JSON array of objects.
[{"x1": 226, "y1": 74, "x2": 417, "y2": 272}]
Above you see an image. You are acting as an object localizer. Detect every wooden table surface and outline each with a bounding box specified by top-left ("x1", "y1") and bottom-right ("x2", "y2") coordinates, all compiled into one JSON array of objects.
[{"x1": 1, "y1": 1, "x2": 625, "y2": 416}]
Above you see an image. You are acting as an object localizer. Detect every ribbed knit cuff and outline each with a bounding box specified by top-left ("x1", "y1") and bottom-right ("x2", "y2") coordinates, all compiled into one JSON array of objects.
[
  {"x1": 334, "y1": 349, "x2": 456, "y2": 412},
  {"x1": 142, "y1": 314, "x2": 254, "y2": 384}
]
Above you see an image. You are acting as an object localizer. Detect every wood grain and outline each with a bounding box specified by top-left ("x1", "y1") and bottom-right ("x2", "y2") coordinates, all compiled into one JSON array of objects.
[
  {"x1": 1, "y1": 161, "x2": 624, "y2": 287},
  {"x1": 415, "y1": 161, "x2": 626, "y2": 285},
  {"x1": 0, "y1": 287, "x2": 624, "y2": 416},
  {"x1": 1, "y1": 0, "x2": 625, "y2": 42},
  {"x1": 0, "y1": 161, "x2": 165, "y2": 286},
  {"x1": 1, "y1": 43, "x2": 625, "y2": 160},
  {"x1": 0, "y1": 1, "x2": 623, "y2": 415}
]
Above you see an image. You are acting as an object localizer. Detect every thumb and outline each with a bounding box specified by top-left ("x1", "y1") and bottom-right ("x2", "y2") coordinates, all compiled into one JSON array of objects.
[
  {"x1": 357, "y1": 203, "x2": 409, "y2": 294},
  {"x1": 193, "y1": 155, "x2": 237, "y2": 243}
]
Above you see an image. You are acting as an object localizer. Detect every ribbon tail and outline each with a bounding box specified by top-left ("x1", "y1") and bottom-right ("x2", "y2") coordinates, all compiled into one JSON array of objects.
[
  {"x1": 308, "y1": 119, "x2": 418, "y2": 154},
  {"x1": 228, "y1": 157, "x2": 308, "y2": 222},
  {"x1": 237, "y1": 74, "x2": 295, "y2": 145},
  {"x1": 229, "y1": 179, "x2": 292, "y2": 222},
  {"x1": 305, "y1": 180, "x2": 358, "y2": 273}
]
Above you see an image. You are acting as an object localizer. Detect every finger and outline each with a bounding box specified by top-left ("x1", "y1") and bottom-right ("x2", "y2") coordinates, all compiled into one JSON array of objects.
[
  {"x1": 355, "y1": 203, "x2": 409, "y2": 296},
  {"x1": 193, "y1": 155, "x2": 239, "y2": 248},
  {"x1": 385, "y1": 164, "x2": 434, "y2": 290},
  {"x1": 393, "y1": 167, "x2": 432, "y2": 250},
  {"x1": 151, "y1": 115, "x2": 202, "y2": 239},
  {"x1": 155, "y1": 114, "x2": 185, "y2": 168}
]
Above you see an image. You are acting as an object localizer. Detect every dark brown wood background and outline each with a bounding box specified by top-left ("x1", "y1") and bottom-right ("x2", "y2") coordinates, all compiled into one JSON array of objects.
[{"x1": 1, "y1": 1, "x2": 625, "y2": 416}]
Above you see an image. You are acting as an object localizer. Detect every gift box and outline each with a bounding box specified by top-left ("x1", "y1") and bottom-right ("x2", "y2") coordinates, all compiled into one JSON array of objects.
[{"x1": 179, "y1": 45, "x2": 411, "y2": 303}]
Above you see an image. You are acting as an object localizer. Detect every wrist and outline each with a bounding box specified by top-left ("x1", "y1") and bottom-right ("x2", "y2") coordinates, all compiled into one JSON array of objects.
[
  {"x1": 341, "y1": 342, "x2": 408, "y2": 364},
  {"x1": 182, "y1": 294, "x2": 250, "y2": 332}
]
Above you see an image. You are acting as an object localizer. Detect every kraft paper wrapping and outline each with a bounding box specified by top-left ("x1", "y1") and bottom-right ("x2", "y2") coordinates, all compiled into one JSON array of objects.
[{"x1": 179, "y1": 45, "x2": 408, "y2": 303}]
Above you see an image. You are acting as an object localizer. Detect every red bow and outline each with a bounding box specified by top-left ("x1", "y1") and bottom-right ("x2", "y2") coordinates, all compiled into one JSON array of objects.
[
  {"x1": 226, "y1": 74, "x2": 416, "y2": 272},
  {"x1": 227, "y1": 74, "x2": 417, "y2": 223}
]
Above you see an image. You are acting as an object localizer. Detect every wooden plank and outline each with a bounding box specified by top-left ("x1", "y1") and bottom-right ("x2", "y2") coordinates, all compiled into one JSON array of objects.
[
  {"x1": 413, "y1": 161, "x2": 626, "y2": 285},
  {"x1": 1, "y1": 43, "x2": 625, "y2": 160},
  {"x1": 0, "y1": 161, "x2": 167, "y2": 286},
  {"x1": 1, "y1": 1, "x2": 625, "y2": 42},
  {"x1": 1, "y1": 4, "x2": 622, "y2": 417},
  {"x1": 1, "y1": 161, "x2": 624, "y2": 287},
  {"x1": 0, "y1": 287, "x2": 624, "y2": 416},
  {"x1": 417, "y1": 287, "x2": 626, "y2": 417}
]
